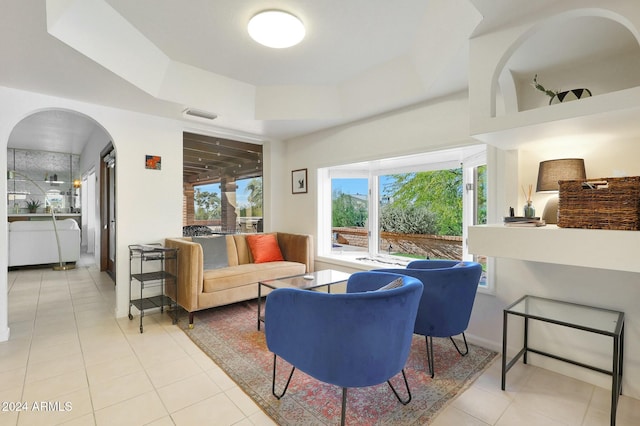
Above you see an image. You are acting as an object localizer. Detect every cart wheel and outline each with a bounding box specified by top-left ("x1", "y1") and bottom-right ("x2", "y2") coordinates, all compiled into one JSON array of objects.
[
  {"x1": 128, "y1": 313, "x2": 133, "y2": 320},
  {"x1": 139, "y1": 325, "x2": 143, "y2": 333}
]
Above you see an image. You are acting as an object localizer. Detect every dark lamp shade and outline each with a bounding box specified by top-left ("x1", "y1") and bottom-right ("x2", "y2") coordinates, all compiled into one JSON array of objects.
[{"x1": 536, "y1": 158, "x2": 586, "y2": 192}]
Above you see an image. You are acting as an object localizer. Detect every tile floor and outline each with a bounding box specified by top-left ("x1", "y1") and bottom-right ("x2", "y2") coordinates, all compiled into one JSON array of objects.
[{"x1": 2, "y1": 255, "x2": 639, "y2": 425}]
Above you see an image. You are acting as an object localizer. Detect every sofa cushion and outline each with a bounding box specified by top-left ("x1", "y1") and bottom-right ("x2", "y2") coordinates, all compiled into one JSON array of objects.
[
  {"x1": 193, "y1": 236, "x2": 229, "y2": 270},
  {"x1": 246, "y1": 234, "x2": 284, "y2": 263},
  {"x1": 202, "y1": 261, "x2": 305, "y2": 293}
]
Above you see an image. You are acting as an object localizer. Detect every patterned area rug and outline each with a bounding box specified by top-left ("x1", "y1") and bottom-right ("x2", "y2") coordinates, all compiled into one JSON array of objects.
[{"x1": 180, "y1": 301, "x2": 497, "y2": 425}]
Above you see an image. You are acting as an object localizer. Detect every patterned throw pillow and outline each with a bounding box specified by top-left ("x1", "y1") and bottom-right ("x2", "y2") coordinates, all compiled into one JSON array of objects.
[
  {"x1": 376, "y1": 277, "x2": 404, "y2": 291},
  {"x1": 183, "y1": 225, "x2": 214, "y2": 236}
]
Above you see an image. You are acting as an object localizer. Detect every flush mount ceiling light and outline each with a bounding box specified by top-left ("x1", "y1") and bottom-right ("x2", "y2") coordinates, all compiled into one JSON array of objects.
[{"x1": 248, "y1": 10, "x2": 305, "y2": 48}]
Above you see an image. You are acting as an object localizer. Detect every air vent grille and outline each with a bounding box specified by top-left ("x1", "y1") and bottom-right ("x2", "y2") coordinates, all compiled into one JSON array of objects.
[{"x1": 183, "y1": 108, "x2": 218, "y2": 120}]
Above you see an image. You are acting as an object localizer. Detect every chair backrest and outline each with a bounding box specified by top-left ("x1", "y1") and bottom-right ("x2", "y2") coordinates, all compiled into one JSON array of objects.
[
  {"x1": 377, "y1": 260, "x2": 482, "y2": 338},
  {"x1": 265, "y1": 271, "x2": 423, "y2": 388}
]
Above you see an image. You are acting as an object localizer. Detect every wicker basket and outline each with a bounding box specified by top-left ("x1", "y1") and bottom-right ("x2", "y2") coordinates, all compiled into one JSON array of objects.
[{"x1": 557, "y1": 176, "x2": 640, "y2": 230}]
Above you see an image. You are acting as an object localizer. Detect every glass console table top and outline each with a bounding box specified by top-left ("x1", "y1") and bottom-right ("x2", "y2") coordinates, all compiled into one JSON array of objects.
[{"x1": 505, "y1": 295, "x2": 624, "y2": 336}]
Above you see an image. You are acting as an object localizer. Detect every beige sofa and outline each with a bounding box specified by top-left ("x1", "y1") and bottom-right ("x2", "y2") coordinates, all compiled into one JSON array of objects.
[{"x1": 165, "y1": 232, "x2": 314, "y2": 327}]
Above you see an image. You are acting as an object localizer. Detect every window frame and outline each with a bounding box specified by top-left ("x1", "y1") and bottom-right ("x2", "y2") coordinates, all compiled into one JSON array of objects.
[{"x1": 317, "y1": 145, "x2": 492, "y2": 294}]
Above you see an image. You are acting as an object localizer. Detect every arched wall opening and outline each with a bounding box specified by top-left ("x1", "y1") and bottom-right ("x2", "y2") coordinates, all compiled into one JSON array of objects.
[
  {"x1": 2, "y1": 107, "x2": 115, "y2": 342},
  {"x1": 490, "y1": 9, "x2": 640, "y2": 117}
]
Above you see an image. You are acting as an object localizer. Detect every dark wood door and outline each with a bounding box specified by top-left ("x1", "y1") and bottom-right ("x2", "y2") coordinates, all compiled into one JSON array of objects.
[{"x1": 100, "y1": 145, "x2": 116, "y2": 280}]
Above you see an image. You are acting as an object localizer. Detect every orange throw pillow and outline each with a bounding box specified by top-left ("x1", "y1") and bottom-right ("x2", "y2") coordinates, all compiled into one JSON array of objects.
[{"x1": 246, "y1": 234, "x2": 285, "y2": 263}]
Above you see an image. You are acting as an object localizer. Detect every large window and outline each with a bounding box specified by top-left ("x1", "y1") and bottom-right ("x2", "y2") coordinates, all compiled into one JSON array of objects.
[
  {"x1": 183, "y1": 132, "x2": 263, "y2": 233},
  {"x1": 318, "y1": 145, "x2": 490, "y2": 290}
]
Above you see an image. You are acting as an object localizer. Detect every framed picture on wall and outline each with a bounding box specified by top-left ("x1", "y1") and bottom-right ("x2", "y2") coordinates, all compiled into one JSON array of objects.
[
  {"x1": 292, "y1": 168, "x2": 307, "y2": 194},
  {"x1": 145, "y1": 155, "x2": 161, "y2": 170}
]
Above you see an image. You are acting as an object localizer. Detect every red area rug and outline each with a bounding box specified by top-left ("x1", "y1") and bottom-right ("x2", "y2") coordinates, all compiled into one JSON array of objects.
[{"x1": 180, "y1": 301, "x2": 497, "y2": 425}]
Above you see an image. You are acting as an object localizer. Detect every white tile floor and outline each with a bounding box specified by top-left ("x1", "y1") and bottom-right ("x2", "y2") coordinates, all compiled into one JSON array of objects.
[{"x1": 2, "y1": 255, "x2": 639, "y2": 425}]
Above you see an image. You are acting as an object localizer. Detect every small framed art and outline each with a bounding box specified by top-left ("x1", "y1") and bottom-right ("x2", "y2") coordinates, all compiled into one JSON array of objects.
[
  {"x1": 145, "y1": 155, "x2": 161, "y2": 170},
  {"x1": 292, "y1": 168, "x2": 307, "y2": 194}
]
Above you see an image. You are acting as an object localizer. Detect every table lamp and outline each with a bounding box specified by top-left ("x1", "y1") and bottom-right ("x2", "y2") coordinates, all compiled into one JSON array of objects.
[{"x1": 536, "y1": 158, "x2": 586, "y2": 224}]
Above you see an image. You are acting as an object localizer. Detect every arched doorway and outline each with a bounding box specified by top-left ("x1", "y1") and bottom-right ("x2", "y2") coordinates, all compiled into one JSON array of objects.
[{"x1": 7, "y1": 109, "x2": 114, "y2": 270}]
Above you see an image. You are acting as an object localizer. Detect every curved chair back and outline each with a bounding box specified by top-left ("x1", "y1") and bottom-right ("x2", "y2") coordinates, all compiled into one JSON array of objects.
[
  {"x1": 265, "y1": 271, "x2": 423, "y2": 388},
  {"x1": 378, "y1": 260, "x2": 482, "y2": 337}
]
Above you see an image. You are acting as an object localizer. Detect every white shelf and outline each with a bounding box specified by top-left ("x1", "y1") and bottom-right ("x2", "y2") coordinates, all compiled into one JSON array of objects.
[
  {"x1": 471, "y1": 87, "x2": 640, "y2": 149},
  {"x1": 468, "y1": 224, "x2": 640, "y2": 273}
]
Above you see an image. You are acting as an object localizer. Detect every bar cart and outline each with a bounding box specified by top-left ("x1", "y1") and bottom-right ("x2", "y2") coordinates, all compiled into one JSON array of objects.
[{"x1": 128, "y1": 244, "x2": 179, "y2": 333}]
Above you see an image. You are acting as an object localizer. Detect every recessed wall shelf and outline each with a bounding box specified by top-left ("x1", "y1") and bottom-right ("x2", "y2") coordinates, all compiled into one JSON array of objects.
[
  {"x1": 468, "y1": 224, "x2": 640, "y2": 273},
  {"x1": 469, "y1": 9, "x2": 640, "y2": 150},
  {"x1": 472, "y1": 86, "x2": 640, "y2": 150}
]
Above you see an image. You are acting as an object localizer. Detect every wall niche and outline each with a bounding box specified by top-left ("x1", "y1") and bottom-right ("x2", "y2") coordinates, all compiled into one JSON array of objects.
[{"x1": 497, "y1": 15, "x2": 640, "y2": 116}]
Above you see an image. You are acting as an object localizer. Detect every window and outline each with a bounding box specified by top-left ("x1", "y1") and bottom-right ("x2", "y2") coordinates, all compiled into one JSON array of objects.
[
  {"x1": 194, "y1": 183, "x2": 221, "y2": 222},
  {"x1": 183, "y1": 132, "x2": 263, "y2": 233},
  {"x1": 331, "y1": 178, "x2": 369, "y2": 254},
  {"x1": 193, "y1": 176, "x2": 263, "y2": 233},
  {"x1": 318, "y1": 145, "x2": 491, "y2": 290}
]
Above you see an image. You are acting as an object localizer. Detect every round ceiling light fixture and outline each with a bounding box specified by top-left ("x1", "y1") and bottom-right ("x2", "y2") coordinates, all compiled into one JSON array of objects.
[{"x1": 248, "y1": 10, "x2": 305, "y2": 48}]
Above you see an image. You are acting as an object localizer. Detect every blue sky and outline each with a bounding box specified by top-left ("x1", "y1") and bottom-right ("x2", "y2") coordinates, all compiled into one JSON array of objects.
[
  {"x1": 332, "y1": 178, "x2": 368, "y2": 196},
  {"x1": 332, "y1": 176, "x2": 395, "y2": 197}
]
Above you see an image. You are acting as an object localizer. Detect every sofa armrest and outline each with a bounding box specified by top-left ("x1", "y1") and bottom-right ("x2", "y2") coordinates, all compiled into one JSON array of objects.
[
  {"x1": 165, "y1": 238, "x2": 203, "y2": 312},
  {"x1": 275, "y1": 232, "x2": 314, "y2": 272}
]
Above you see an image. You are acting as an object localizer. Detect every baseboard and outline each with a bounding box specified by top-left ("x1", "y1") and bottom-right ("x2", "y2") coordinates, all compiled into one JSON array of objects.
[{"x1": 465, "y1": 332, "x2": 501, "y2": 353}]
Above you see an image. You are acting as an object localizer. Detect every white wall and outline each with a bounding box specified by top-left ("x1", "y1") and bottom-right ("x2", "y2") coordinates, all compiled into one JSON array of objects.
[
  {"x1": 276, "y1": 91, "x2": 476, "y2": 235},
  {"x1": 0, "y1": 86, "x2": 184, "y2": 331}
]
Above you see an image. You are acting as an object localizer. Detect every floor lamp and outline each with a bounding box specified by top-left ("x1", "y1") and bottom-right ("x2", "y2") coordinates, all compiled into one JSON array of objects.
[
  {"x1": 9, "y1": 170, "x2": 75, "y2": 271},
  {"x1": 536, "y1": 159, "x2": 586, "y2": 224}
]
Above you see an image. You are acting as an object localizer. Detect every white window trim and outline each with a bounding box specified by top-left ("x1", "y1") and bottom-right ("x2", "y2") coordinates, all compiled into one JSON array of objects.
[{"x1": 318, "y1": 145, "x2": 491, "y2": 287}]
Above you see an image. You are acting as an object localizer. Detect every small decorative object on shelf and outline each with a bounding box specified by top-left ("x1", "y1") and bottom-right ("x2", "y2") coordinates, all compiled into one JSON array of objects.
[
  {"x1": 532, "y1": 74, "x2": 591, "y2": 105},
  {"x1": 524, "y1": 201, "x2": 535, "y2": 218},
  {"x1": 26, "y1": 199, "x2": 41, "y2": 213},
  {"x1": 521, "y1": 184, "x2": 536, "y2": 218},
  {"x1": 503, "y1": 216, "x2": 545, "y2": 227}
]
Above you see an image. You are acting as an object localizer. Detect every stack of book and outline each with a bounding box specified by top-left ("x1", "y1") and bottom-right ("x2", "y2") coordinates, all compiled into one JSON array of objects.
[{"x1": 503, "y1": 216, "x2": 546, "y2": 227}]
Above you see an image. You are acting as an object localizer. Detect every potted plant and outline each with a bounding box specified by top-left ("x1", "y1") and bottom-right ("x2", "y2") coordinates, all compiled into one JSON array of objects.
[
  {"x1": 26, "y1": 199, "x2": 41, "y2": 213},
  {"x1": 532, "y1": 74, "x2": 591, "y2": 105}
]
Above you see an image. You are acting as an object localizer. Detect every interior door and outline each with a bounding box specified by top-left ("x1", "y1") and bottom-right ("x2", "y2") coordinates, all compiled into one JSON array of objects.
[{"x1": 100, "y1": 145, "x2": 116, "y2": 280}]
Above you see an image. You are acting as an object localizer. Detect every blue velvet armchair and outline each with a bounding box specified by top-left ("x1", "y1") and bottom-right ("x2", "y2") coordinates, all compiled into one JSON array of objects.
[
  {"x1": 377, "y1": 260, "x2": 482, "y2": 378},
  {"x1": 264, "y1": 271, "x2": 423, "y2": 426}
]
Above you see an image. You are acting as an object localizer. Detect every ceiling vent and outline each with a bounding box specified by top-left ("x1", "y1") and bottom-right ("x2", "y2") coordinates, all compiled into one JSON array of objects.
[{"x1": 183, "y1": 108, "x2": 218, "y2": 120}]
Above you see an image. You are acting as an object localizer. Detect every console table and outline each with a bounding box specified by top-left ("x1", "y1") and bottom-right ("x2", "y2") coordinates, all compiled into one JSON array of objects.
[{"x1": 502, "y1": 295, "x2": 624, "y2": 426}]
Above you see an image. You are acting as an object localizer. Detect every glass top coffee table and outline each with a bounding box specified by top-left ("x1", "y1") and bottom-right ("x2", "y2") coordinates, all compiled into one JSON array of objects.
[{"x1": 257, "y1": 269, "x2": 351, "y2": 330}]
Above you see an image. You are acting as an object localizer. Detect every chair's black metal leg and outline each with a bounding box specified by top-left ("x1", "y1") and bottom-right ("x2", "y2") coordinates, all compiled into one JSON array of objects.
[
  {"x1": 271, "y1": 354, "x2": 295, "y2": 399},
  {"x1": 450, "y1": 332, "x2": 469, "y2": 356},
  {"x1": 425, "y1": 336, "x2": 435, "y2": 378},
  {"x1": 341, "y1": 388, "x2": 347, "y2": 426},
  {"x1": 387, "y1": 369, "x2": 412, "y2": 405}
]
